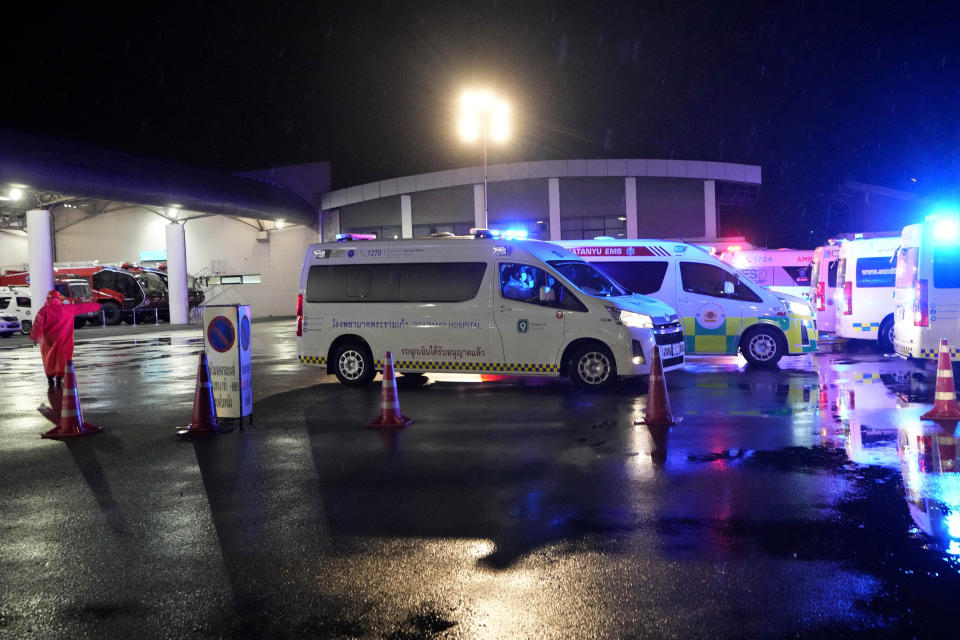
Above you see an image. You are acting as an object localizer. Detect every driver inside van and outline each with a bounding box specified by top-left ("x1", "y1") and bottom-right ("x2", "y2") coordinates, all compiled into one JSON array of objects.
[{"x1": 502, "y1": 266, "x2": 537, "y2": 302}]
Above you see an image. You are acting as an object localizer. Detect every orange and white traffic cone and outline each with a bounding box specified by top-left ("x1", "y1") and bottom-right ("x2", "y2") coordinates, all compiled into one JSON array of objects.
[
  {"x1": 367, "y1": 351, "x2": 414, "y2": 428},
  {"x1": 177, "y1": 352, "x2": 232, "y2": 436},
  {"x1": 41, "y1": 360, "x2": 102, "y2": 439},
  {"x1": 921, "y1": 339, "x2": 960, "y2": 422},
  {"x1": 636, "y1": 347, "x2": 677, "y2": 426}
]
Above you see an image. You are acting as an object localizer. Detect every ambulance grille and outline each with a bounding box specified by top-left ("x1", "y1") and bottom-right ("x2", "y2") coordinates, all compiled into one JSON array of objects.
[{"x1": 654, "y1": 321, "x2": 684, "y2": 345}]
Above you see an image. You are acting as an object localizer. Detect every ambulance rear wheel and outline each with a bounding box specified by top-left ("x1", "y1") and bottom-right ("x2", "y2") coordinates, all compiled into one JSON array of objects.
[
  {"x1": 570, "y1": 343, "x2": 617, "y2": 389},
  {"x1": 878, "y1": 316, "x2": 895, "y2": 353},
  {"x1": 741, "y1": 326, "x2": 786, "y2": 366},
  {"x1": 333, "y1": 342, "x2": 375, "y2": 387}
]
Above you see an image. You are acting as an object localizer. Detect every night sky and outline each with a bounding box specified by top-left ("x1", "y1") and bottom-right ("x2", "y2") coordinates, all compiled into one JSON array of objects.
[{"x1": 3, "y1": 1, "x2": 959, "y2": 246}]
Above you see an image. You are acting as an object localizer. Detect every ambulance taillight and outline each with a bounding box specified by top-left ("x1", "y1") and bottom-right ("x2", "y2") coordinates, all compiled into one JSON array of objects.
[
  {"x1": 842, "y1": 281, "x2": 853, "y2": 315},
  {"x1": 296, "y1": 293, "x2": 304, "y2": 336},
  {"x1": 816, "y1": 281, "x2": 826, "y2": 312},
  {"x1": 914, "y1": 279, "x2": 929, "y2": 327}
]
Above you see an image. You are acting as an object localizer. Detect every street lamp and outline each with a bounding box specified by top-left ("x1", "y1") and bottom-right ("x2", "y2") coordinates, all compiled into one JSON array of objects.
[{"x1": 458, "y1": 89, "x2": 510, "y2": 229}]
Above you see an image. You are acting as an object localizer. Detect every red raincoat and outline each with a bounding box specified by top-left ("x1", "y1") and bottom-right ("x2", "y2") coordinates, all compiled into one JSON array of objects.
[{"x1": 30, "y1": 291, "x2": 100, "y2": 377}]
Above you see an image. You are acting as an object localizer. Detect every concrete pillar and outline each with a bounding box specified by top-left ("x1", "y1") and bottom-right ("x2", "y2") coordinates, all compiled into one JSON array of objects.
[
  {"x1": 27, "y1": 209, "x2": 53, "y2": 308},
  {"x1": 548, "y1": 178, "x2": 561, "y2": 240},
  {"x1": 704, "y1": 179, "x2": 717, "y2": 239},
  {"x1": 400, "y1": 194, "x2": 413, "y2": 238},
  {"x1": 473, "y1": 184, "x2": 485, "y2": 230},
  {"x1": 165, "y1": 223, "x2": 189, "y2": 325},
  {"x1": 625, "y1": 177, "x2": 638, "y2": 238}
]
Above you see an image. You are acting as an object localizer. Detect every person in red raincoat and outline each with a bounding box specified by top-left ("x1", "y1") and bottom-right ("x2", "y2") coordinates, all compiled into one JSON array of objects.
[{"x1": 30, "y1": 290, "x2": 101, "y2": 386}]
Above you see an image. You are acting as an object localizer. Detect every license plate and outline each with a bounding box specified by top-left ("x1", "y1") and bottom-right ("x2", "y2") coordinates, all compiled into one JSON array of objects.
[{"x1": 660, "y1": 343, "x2": 683, "y2": 358}]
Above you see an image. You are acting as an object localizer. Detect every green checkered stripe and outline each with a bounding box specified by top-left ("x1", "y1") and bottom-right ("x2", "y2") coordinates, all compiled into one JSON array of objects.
[
  {"x1": 682, "y1": 317, "x2": 743, "y2": 354},
  {"x1": 920, "y1": 347, "x2": 960, "y2": 358},
  {"x1": 852, "y1": 322, "x2": 880, "y2": 332},
  {"x1": 299, "y1": 354, "x2": 558, "y2": 374}
]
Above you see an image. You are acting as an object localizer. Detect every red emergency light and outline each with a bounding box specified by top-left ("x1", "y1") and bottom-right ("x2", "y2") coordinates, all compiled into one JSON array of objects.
[
  {"x1": 914, "y1": 279, "x2": 929, "y2": 327},
  {"x1": 296, "y1": 293, "x2": 303, "y2": 336}
]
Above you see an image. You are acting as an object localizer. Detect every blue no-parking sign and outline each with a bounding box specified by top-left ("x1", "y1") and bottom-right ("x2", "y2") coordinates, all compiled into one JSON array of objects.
[{"x1": 203, "y1": 305, "x2": 252, "y2": 419}]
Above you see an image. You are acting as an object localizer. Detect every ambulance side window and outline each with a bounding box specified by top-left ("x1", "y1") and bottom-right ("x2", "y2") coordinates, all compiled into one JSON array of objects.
[
  {"x1": 680, "y1": 262, "x2": 761, "y2": 302},
  {"x1": 782, "y1": 266, "x2": 811, "y2": 287},
  {"x1": 499, "y1": 263, "x2": 586, "y2": 311},
  {"x1": 590, "y1": 261, "x2": 667, "y2": 294}
]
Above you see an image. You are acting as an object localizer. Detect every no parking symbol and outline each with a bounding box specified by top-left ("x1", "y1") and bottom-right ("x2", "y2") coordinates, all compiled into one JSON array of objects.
[{"x1": 207, "y1": 316, "x2": 236, "y2": 353}]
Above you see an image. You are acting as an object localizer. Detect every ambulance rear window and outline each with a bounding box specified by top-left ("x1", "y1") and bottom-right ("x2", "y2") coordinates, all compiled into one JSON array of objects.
[
  {"x1": 589, "y1": 261, "x2": 668, "y2": 294},
  {"x1": 895, "y1": 247, "x2": 919, "y2": 288},
  {"x1": 933, "y1": 246, "x2": 960, "y2": 288}
]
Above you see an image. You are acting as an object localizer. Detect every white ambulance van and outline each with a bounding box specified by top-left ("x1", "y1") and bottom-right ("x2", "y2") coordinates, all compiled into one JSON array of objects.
[
  {"x1": 834, "y1": 236, "x2": 900, "y2": 351},
  {"x1": 297, "y1": 235, "x2": 685, "y2": 389},
  {"x1": 555, "y1": 240, "x2": 818, "y2": 366},
  {"x1": 718, "y1": 248, "x2": 815, "y2": 301},
  {"x1": 893, "y1": 217, "x2": 960, "y2": 363},
  {"x1": 0, "y1": 286, "x2": 30, "y2": 335},
  {"x1": 809, "y1": 244, "x2": 841, "y2": 333}
]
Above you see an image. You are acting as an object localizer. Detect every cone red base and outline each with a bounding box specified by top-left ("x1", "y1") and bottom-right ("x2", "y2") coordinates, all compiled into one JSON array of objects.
[
  {"x1": 177, "y1": 423, "x2": 234, "y2": 437},
  {"x1": 366, "y1": 414, "x2": 414, "y2": 428},
  {"x1": 41, "y1": 422, "x2": 102, "y2": 439},
  {"x1": 921, "y1": 406, "x2": 960, "y2": 421}
]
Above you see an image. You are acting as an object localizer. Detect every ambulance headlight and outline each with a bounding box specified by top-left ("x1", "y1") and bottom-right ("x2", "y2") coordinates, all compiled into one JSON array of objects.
[
  {"x1": 788, "y1": 300, "x2": 813, "y2": 317},
  {"x1": 619, "y1": 310, "x2": 655, "y2": 329}
]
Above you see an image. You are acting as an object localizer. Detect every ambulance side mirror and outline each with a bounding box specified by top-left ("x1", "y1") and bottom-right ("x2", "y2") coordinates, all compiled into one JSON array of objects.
[{"x1": 723, "y1": 281, "x2": 735, "y2": 296}]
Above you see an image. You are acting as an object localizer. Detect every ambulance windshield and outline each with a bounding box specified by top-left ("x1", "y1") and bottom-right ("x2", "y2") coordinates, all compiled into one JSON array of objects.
[{"x1": 548, "y1": 260, "x2": 627, "y2": 297}]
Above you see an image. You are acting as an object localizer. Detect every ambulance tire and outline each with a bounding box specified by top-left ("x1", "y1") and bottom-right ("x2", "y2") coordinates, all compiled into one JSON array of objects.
[
  {"x1": 877, "y1": 316, "x2": 895, "y2": 353},
  {"x1": 333, "y1": 341, "x2": 376, "y2": 387},
  {"x1": 569, "y1": 343, "x2": 618, "y2": 389},
  {"x1": 740, "y1": 326, "x2": 786, "y2": 366}
]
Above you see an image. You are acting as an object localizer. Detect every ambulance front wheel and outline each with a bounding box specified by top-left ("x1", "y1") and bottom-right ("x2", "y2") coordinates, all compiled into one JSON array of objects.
[
  {"x1": 333, "y1": 341, "x2": 376, "y2": 387},
  {"x1": 569, "y1": 343, "x2": 618, "y2": 389},
  {"x1": 740, "y1": 326, "x2": 786, "y2": 366}
]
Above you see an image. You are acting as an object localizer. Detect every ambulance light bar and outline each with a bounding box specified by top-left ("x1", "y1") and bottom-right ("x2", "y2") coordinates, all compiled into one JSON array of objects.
[{"x1": 336, "y1": 233, "x2": 377, "y2": 242}]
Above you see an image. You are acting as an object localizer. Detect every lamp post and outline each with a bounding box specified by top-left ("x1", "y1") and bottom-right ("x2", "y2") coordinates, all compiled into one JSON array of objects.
[{"x1": 458, "y1": 89, "x2": 510, "y2": 230}]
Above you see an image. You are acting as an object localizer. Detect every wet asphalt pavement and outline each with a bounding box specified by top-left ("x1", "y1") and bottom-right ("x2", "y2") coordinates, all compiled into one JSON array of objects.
[{"x1": 2, "y1": 321, "x2": 960, "y2": 639}]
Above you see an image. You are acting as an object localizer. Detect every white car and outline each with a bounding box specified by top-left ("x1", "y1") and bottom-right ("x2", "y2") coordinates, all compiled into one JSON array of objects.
[{"x1": 0, "y1": 314, "x2": 22, "y2": 337}]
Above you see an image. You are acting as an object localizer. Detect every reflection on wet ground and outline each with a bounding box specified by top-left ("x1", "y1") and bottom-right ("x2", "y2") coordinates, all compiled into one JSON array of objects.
[{"x1": 4, "y1": 324, "x2": 960, "y2": 637}]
